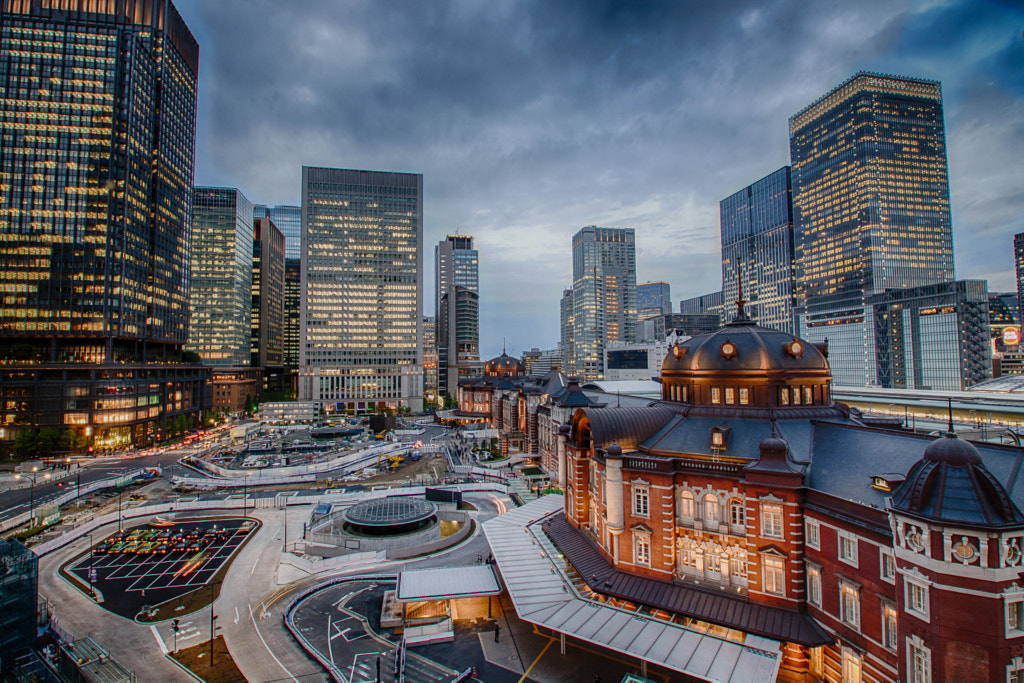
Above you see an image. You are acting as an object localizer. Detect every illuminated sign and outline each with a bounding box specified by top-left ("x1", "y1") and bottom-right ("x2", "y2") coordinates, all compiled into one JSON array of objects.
[{"x1": 1005, "y1": 328, "x2": 1021, "y2": 346}]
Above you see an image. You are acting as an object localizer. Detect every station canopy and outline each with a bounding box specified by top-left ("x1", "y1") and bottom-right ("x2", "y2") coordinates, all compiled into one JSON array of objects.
[{"x1": 396, "y1": 565, "x2": 501, "y2": 601}]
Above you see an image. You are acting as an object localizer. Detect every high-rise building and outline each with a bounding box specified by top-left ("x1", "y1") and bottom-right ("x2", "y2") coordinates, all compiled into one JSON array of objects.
[
  {"x1": 422, "y1": 316, "x2": 437, "y2": 401},
  {"x1": 560, "y1": 289, "x2": 575, "y2": 377},
  {"x1": 791, "y1": 72, "x2": 956, "y2": 386},
  {"x1": 187, "y1": 187, "x2": 254, "y2": 367},
  {"x1": 299, "y1": 167, "x2": 423, "y2": 412},
  {"x1": 571, "y1": 226, "x2": 637, "y2": 381},
  {"x1": 720, "y1": 167, "x2": 796, "y2": 334},
  {"x1": 252, "y1": 217, "x2": 285, "y2": 390},
  {"x1": 637, "y1": 281, "x2": 672, "y2": 320},
  {"x1": 0, "y1": 0, "x2": 205, "y2": 449},
  {"x1": 679, "y1": 291, "x2": 724, "y2": 317},
  {"x1": 254, "y1": 205, "x2": 302, "y2": 260},
  {"x1": 1014, "y1": 233, "x2": 1024, "y2": 325},
  {"x1": 435, "y1": 234, "x2": 480, "y2": 395}
]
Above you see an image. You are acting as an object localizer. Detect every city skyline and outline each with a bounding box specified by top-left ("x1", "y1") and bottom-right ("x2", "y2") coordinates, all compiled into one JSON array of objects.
[{"x1": 174, "y1": 0, "x2": 1024, "y2": 358}]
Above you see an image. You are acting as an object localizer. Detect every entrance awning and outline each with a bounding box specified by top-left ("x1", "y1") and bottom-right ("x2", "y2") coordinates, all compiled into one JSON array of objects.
[{"x1": 396, "y1": 565, "x2": 502, "y2": 601}]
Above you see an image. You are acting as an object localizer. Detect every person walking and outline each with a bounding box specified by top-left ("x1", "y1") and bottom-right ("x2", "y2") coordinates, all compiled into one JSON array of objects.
[{"x1": 494, "y1": 622, "x2": 501, "y2": 642}]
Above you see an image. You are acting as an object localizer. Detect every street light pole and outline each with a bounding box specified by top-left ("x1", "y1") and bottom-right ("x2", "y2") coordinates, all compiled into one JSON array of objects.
[{"x1": 16, "y1": 467, "x2": 50, "y2": 527}]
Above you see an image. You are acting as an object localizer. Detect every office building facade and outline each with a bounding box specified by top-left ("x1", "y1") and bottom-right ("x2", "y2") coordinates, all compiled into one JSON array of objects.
[
  {"x1": 254, "y1": 204, "x2": 301, "y2": 260},
  {"x1": 560, "y1": 288, "x2": 575, "y2": 377},
  {"x1": 571, "y1": 226, "x2": 637, "y2": 381},
  {"x1": 299, "y1": 167, "x2": 423, "y2": 412},
  {"x1": 791, "y1": 72, "x2": 957, "y2": 387},
  {"x1": 256, "y1": 205, "x2": 302, "y2": 392},
  {"x1": 679, "y1": 291, "x2": 724, "y2": 317},
  {"x1": 0, "y1": 0, "x2": 205, "y2": 448},
  {"x1": 422, "y1": 316, "x2": 437, "y2": 402},
  {"x1": 1015, "y1": 233, "x2": 1024, "y2": 326},
  {"x1": 720, "y1": 166, "x2": 796, "y2": 334},
  {"x1": 435, "y1": 234, "x2": 480, "y2": 396},
  {"x1": 637, "y1": 281, "x2": 671, "y2": 320},
  {"x1": 187, "y1": 187, "x2": 253, "y2": 367},
  {"x1": 252, "y1": 217, "x2": 285, "y2": 390}
]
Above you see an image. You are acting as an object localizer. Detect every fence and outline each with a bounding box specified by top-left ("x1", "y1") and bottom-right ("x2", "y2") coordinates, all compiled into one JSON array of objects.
[{"x1": 0, "y1": 468, "x2": 145, "y2": 533}]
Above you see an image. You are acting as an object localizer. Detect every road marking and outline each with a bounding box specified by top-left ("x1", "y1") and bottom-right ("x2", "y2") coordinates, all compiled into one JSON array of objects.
[
  {"x1": 518, "y1": 638, "x2": 553, "y2": 683},
  {"x1": 251, "y1": 557, "x2": 259, "y2": 576},
  {"x1": 250, "y1": 600, "x2": 298, "y2": 682},
  {"x1": 234, "y1": 606, "x2": 240, "y2": 624},
  {"x1": 327, "y1": 614, "x2": 335, "y2": 667},
  {"x1": 150, "y1": 625, "x2": 168, "y2": 654}
]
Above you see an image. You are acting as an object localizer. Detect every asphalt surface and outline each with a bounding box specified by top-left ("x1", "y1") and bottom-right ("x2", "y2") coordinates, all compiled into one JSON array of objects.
[{"x1": 65, "y1": 517, "x2": 256, "y2": 619}]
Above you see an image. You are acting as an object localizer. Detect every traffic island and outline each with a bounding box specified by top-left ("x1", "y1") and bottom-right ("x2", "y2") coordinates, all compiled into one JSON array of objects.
[{"x1": 169, "y1": 636, "x2": 246, "y2": 683}]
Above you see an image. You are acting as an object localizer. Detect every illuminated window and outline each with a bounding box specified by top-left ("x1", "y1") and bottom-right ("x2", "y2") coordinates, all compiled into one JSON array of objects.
[
  {"x1": 807, "y1": 563, "x2": 821, "y2": 607},
  {"x1": 739, "y1": 387, "x2": 749, "y2": 405},
  {"x1": 840, "y1": 580, "x2": 860, "y2": 629},
  {"x1": 882, "y1": 601, "x2": 898, "y2": 650},
  {"x1": 762, "y1": 556, "x2": 785, "y2": 595},
  {"x1": 711, "y1": 387, "x2": 720, "y2": 404},
  {"x1": 761, "y1": 502, "x2": 783, "y2": 539},
  {"x1": 703, "y1": 494, "x2": 719, "y2": 523}
]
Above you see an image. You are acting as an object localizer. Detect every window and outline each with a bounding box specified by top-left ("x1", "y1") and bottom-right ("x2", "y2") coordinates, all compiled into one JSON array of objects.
[
  {"x1": 805, "y1": 519, "x2": 820, "y2": 549},
  {"x1": 842, "y1": 649, "x2": 862, "y2": 683},
  {"x1": 803, "y1": 386, "x2": 813, "y2": 405},
  {"x1": 761, "y1": 502, "x2": 783, "y2": 539},
  {"x1": 882, "y1": 602, "x2": 898, "y2": 651},
  {"x1": 725, "y1": 387, "x2": 735, "y2": 404},
  {"x1": 634, "y1": 535, "x2": 650, "y2": 566},
  {"x1": 1009, "y1": 657, "x2": 1024, "y2": 683},
  {"x1": 679, "y1": 491, "x2": 694, "y2": 519},
  {"x1": 880, "y1": 548, "x2": 895, "y2": 582},
  {"x1": 838, "y1": 531, "x2": 858, "y2": 566},
  {"x1": 729, "y1": 556, "x2": 747, "y2": 579},
  {"x1": 739, "y1": 387, "x2": 749, "y2": 405},
  {"x1": 711, "y1": 387, "x2": 720, "y2": 404},
  {"x1": 792, "y1": 386, "x2": 801, "y2": 405},
  {"x1": 705, "y1": 552, "x2": 721, "y2": 574},
  {"x1": 807, "y1": 563, "x2": 821, "y2": 607},
  {"x1": 633, "y1": 486, "x2": 649, "y2": 517},
  {"x1": 840, "y1": 581, "x2": 860, "y2": 629},
  {"x1": 809, "y1": 647, "x2": 823, "y2": 676},
  {"x1": 907, "y1": 636, "x2": 931, "y2": 683},
  {"x1": 1008, "y1": 598, "x2": 1024, "y2": 637},
  {"x1": 729, "y1": 499, "x2": 745, "y2": 527},
  {"x1": 779, "y1": 386, "x2": 789, "y2": 405},
  {"x1": 703, "y1": 494, "x2": 719, "y2": 523},
  {"x1": 679, "y1": 547, "x2": 698, "y2": 569},
  {"x1": 763, "y1": 556, "x2": 785, "y2": 595},
  {"x1": 905, "y1": 578, "x2": 929, "y2": 621}
]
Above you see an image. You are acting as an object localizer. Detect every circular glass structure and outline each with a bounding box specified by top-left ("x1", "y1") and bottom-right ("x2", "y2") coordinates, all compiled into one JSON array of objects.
[{"x1": 343, "y1": 497, "x2": 438, "y2": 536}]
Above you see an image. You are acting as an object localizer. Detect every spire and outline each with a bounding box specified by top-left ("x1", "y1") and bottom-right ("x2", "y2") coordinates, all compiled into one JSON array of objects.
[
  {"x1": 947, "y1": 397, "x2": 955, "y2": 437},
  {"x1": 729, "y1": 263, "x2": 753, "y2": 325}
]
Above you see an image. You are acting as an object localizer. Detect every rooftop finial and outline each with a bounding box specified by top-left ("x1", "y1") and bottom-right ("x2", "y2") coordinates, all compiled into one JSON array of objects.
[
  {"x1": 947, "y1": 397, "x2": 955, "y2": 436},
  {"x1": 737, "y1": 263, "x2": 746, "y2": 317}
]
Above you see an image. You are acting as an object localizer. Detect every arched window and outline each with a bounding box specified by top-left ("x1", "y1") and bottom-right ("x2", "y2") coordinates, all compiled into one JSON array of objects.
[
  {"x1": 679, "y1": 491, "x2": 694, "y2": 519},
  {"x1": 703, "y1": 494, "x2": 719, "y2": 523}
]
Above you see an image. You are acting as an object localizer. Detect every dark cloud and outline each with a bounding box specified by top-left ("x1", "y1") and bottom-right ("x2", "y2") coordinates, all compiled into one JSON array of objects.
[{"x1": 175, "y1": 0, "x2": 1023, "y2": 359}]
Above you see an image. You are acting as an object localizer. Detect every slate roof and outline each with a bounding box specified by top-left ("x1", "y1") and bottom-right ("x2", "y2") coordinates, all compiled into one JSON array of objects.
[{"x1": 544, "y1": 514, "x2": 832, "y2": 647}]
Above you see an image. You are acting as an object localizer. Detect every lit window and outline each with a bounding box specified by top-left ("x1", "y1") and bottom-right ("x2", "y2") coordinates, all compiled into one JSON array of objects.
[
  {"x1": 711, "y1": 387, "x2": 720, "y2": 404},
  {"x1": 842, "y1": 649, "x2": 862, "y2": 683},
  {"x1": 679, "y1": 491, "x2": 694, "y2": 519},
  {"x1": 725, "y1": 387, "x2": 735, "y2": 404},
  {"x1": 882, "y1": 602, "x2": 898, "y2": 651},
  {"x1": 729, "y1": 499, "x2": 745, "y2": 527},
  {"x1": 840, "y1": 581, "x2": 860, "y2": 629},
  {"x1": 634, "y1": 534, "x2": 650, "y2": 566},
  {"x1": 761, "y1": 502, "x2": 783, "y2": 539},
  {"x1": 739, "y1": 387, "x2": 749, "y2": 404},
  {"x1": 792, "y1": 387, "x2": 801, "y2": 405},
  {"x1": 763, "y1": 556, "x2": 785, "y2": 595},
  {"x1": 633, "y1": 487, "x2": 649, "y2": 517},
  {"x1": 705, "y1": 552, "x2": 721, "y2": 574},
  {"x1": 703, "y1": 494, "x2": 719, "y2": 523},
  {"x1": 807, "y1": 563, "x2": 821, "y2": 607},
  {"x1": 780, "y1": 386, "x2": 789, "y2": 405},
  {"x1": 838, "y1": 530, "x2": 858, "y2": 566},
  {"x1": 803, "y1": 386, "x2": 813, "y2": 404},
  {"x1": 729, "y1": 556, "x2": 747, "y2": 579},
  {"x1": 805, "y1": 519, "x2": 820, "y2": 549},
  {"x1": 907, "y1": 636, "x2": 931, "y2": 683}
]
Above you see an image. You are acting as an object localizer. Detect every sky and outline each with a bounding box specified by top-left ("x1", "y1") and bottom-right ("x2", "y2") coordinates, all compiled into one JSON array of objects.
[{"x1": 174, "y1": 0, "x2": 1024, "y2": 361}]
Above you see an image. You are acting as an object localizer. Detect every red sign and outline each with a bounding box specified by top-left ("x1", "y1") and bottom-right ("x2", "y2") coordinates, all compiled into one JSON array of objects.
[{"x1": 1005, "y1": 328, "x2": 1021, "y2": 345}]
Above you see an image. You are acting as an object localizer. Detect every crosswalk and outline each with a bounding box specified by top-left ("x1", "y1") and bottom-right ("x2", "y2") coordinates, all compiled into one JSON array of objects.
[{"x1": 346, "y1": 650, "x2": 455, "y2": 683}]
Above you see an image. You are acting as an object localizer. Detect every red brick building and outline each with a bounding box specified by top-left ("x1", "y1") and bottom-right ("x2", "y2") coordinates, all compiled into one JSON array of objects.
[{"x1": 545, "y1": 305, "x2": 1024, "y2": 681}]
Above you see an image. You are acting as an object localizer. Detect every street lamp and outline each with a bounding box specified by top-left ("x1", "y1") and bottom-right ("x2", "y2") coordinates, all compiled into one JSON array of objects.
[{"x1": 15, "y1": 467, "x2": 50, "y2": 526}]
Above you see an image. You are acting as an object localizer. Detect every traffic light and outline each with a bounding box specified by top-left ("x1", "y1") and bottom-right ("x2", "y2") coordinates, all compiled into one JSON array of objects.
[{"x1": 172, "y1": 619, "x2": 180, "y2": 633}]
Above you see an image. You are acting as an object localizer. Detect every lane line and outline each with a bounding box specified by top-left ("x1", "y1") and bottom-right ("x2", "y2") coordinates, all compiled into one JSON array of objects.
[
  {"x1": 250, "y1": 600, "x2": 298, "y2": 682},
  {"x1": 518, "y1": 637, "x2": 553, "y2": 683}
]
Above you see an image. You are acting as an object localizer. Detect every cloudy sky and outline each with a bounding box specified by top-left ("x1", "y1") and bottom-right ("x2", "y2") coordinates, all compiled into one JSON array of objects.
[{"x1": 174, "y1": 0, "x2": 1024, "y2": 360}]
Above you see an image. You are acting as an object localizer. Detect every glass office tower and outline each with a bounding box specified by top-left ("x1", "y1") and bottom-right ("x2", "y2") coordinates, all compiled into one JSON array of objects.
[
  {"x1": 637, "y1": 281, "x2": 671, "y2": 320},
  {"x1": 435, "y1": 234, "x2": 480, "y2": 396},
  {"x1": 0, "y1": 0, "x2": 206, "y2": 448},
  {"x1": 571, "y1": 226, "x2": 636, "y2": 381},
  {"x1": 720, "y1": 167, "x2": 795, "y2": 334},
  {"x1": 251, "y1": 217, "x2": 285, "y2": 373},
  {"x1": 790, "y1": 72, "x2": 957, "y2": 386},
  {"x1": 187, "y1": 188, "x2": 253, "y2": 366},
  {"x1": 254, "y1": 204, "x2": 301, "y2": 260},
  {"x1": 299, "y1": 167, "x2": 423, "y2": 412}
]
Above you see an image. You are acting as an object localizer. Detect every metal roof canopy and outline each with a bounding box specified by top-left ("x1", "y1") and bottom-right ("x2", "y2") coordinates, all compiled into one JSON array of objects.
[
  {"x1": 483, "y1": 496, "x2": 782, "y2": 683},
  {"x1": 396, "y1": 565, "x2": 501, "y2": 601}
]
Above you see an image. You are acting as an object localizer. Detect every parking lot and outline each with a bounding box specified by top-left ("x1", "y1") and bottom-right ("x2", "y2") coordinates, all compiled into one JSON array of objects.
[{"x1": 65, "y1": 517, "x2": 258, "y2": 620}]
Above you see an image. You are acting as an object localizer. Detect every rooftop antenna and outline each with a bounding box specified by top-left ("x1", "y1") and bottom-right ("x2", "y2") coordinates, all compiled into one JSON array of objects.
[{"x1": 947, "y1": 398, "x2": 955, "y2": 436}]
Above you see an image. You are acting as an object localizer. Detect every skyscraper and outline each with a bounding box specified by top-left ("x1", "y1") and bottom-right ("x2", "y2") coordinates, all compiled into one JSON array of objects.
[
  {"x1": 637, "y1": 281, "x2": 672, "y2": 320},
  {"x1": 791, "y1": 72, "x2": 956, "y2": 386},
  {"x1": 0, "y1": 0, "x2": 205, "y2": 448},
  {"x1": 422, "y1": 316, "x2": 437, "y2": 401},
  {"x1": 254, "y1": 204, "x2": 301, "y2": 260},
  {"x1": 1015, "y1": 232, "x2": 1024, "y2": 325},
  {"x1": 187, "y1": 188, "x2": 254, "y2": 367},
  {"x1": 252, "y1": 217, "x2": 285, "y2": 390},
  {"x1": 255, "y1": 204, "x2": 302, "y2": 392},
  {"x1": 560, "y1": 288, "x2": 575, "y2": 377},
  {"x1": 299, "y1": 167, "x2": 423, "y2": 412},
  {"x1": 720, "y1": 166, "x2": 796, "y2": 334},
  {"x1": 571, "y1": 226, "x2": 637, "y2": 381},
  {"x1": 435, "y1": 234, "x2": 480, "y2": 396}
]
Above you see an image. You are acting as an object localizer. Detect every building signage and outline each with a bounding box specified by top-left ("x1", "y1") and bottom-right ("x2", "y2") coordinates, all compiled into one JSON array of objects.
[{"x1": 1005, "y1": 328, "x2": 1021, "y2": 346}]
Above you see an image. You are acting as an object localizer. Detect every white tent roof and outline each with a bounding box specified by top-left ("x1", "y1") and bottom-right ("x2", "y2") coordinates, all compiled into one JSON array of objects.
[
  {"x1": 396, "y1": 565, "x2": 501, "y2": 601},
  {"x1": 483, "y1": 496, "x2": 782, "y2": 683}
]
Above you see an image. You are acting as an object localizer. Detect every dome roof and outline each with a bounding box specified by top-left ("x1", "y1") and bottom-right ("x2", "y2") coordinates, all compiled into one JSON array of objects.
[
  {"x1": 662, "y1": 312, "x2": 827, "y2": 375},
  {"x1": 484, "y1": 351, "x2": 524, "y2": 377},
  {"x1": 891, "y1": 431, "x2": 1024, "y2": 528}
]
